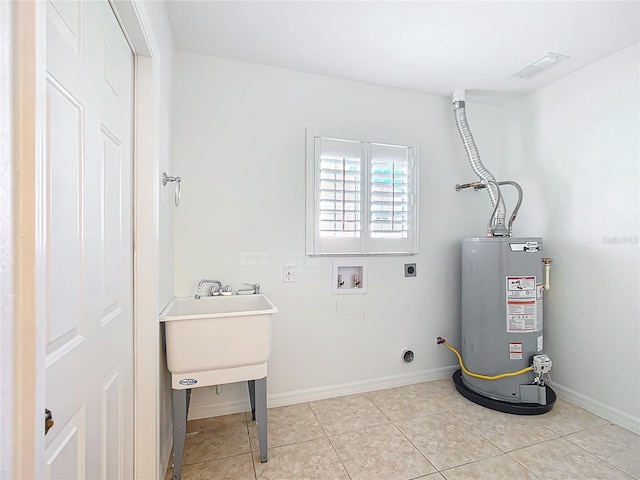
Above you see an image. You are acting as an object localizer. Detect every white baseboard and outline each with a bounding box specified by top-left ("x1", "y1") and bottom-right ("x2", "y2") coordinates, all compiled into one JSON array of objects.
[
  {"x1": 187, "y1": 365, "x2": 458, "y2": 420},
  {"x1": 550, "y1": 382, "x2": 640, "y2": 435}
]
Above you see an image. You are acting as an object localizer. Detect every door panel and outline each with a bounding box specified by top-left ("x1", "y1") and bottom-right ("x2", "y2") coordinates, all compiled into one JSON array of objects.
[
  {"x1": 44, "y1": 1, "x2": 133, "y2": 478},
  {"x1": 45, "y1": 75, "x2": 84, "y2": 356},
  {"x1": 44, "y1": 406, "x2": 86, "y2": 480}
]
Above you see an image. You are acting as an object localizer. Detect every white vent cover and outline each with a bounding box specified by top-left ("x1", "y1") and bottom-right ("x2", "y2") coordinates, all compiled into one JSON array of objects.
[{"x1": 513, "y1": 52, "x2": 570, "y2": 79}]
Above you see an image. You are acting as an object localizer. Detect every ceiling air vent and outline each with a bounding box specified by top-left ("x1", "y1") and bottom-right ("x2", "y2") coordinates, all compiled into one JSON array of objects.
[{"x1": 513, "y1": 52, "x2": 570, "y2": 79}]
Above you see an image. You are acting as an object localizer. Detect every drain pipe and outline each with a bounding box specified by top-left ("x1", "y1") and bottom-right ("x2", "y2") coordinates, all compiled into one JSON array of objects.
[{"x1": 453, "y1": 90, "x2": 508, "y2": 236}]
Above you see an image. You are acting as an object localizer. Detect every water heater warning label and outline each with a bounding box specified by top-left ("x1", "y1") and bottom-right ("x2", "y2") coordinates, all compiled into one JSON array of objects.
[
  {"x1": 506, "y1": 276, "x2": 537, "y2": 333},
  {"x1": 509, "y1": 342, "x2": 523, "y2": 360}
]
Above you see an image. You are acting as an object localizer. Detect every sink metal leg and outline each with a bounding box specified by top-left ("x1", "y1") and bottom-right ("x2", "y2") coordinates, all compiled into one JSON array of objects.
[
  {"x1": 255, "y1": 376, "x2": 268, "y2": 463},
  {"x1": 247, "y1": 380, "x2": 256, "y2": 420},
  {"x1": 172, "y1": 388, "x2": 190, "y2": 480}
]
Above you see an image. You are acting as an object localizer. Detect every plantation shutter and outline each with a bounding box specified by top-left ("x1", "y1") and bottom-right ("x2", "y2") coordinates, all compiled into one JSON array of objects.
[
  {"x1": 312, "y1": 137, "x2": 364, "y2": 254},
  {"x1": 306, "y1": 130, "x2": 418, "y2": 255},
  {"x1": 370, "y1": 143, "x2": 412, "y2": 239}
]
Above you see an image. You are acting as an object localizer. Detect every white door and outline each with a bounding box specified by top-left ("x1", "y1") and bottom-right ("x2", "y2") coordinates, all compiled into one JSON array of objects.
[{"x1": 44, "y1": 1, "x2": 134, "y2": 478}]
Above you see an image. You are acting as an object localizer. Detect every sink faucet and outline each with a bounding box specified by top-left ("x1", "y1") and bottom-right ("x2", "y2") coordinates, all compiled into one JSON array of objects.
[
  {"x1": 195, "y1": 279, "x2": 223, "y2": 299},
  {"x1": 243, "y1": 283, "x2": 261, "y2": 294}
]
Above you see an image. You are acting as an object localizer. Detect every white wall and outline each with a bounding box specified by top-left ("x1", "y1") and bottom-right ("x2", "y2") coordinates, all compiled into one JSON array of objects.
[
  {"x1": 172, "y1": 52, "x2": 502, "y2": 416},
  {"x1": 500, "y1": 43, "x2": 640, "y2": 432}
]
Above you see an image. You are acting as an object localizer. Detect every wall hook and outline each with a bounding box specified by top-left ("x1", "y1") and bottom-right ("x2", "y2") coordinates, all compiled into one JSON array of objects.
[{"x1": 163, "y1": 172, "x2": 181, "y2": 207}]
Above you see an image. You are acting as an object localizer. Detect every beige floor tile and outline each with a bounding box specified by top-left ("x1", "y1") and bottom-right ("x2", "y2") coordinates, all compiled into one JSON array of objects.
[
  {"x1": 567, "y1": 423, "x2": 640, "y2": 478},
  {"x1": 169, "y1": 391, "x2": 638, "y2": 480},
  {"x1": 395, "y1": 412, "x2": 501, "y2": 471},
  {"x1": 309, "y1": 393, "x2": 389, "y2": 435},
  {"x1": 254, "y1": 437, "x2": 350, "y2": 480},
  {"x1": 247, "y1": 403, "x2": 326, "y2": 450},
  {"x1": 509, "y1": 437, "x2": 633, "y2": 479},
  {"x1": 412, "y1": 381, "x2": 472, "y2": 413},
  {"x1": 538, "y1": 398, "x2": 607, "y2": 435},
  {"x1": 187, "y1": 412, "x2": 247, "y2": 434},
  {"x1": 175, "y1": 453, "x2": 256, "y2": 480},
  {"x1": 411, "y1": 379, "x2": 472, "y2": 409},
  {"x1": 329, "y1": 423, "x2": 436, "y2": 480},
  {"x1": 182, "y1": 414, "x2": 251, "y2": 465},
  {"x1": 366, "y1": 384, "x2": 449, "y2": 422},
  {"x1": 451, "y1": 401, "x2": 557, "y2": 451},
  {"x1": 440, "y1": 454, "x2": 539, "y2": 480}
]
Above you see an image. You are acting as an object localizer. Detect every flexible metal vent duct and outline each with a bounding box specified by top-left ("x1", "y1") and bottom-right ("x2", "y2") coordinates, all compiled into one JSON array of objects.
[{"x1": 453, "y1": 90, "x2": 507, "y2": 236}]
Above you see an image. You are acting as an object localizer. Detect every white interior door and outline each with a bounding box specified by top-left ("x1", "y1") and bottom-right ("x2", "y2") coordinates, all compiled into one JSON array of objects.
[{"x1": 44, "y1": 1, "x2": 134, "y2": 478}]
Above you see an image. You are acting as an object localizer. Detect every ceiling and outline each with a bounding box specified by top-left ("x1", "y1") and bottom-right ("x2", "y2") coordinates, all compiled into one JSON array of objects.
[{"x1": 165, "y1": 1, "x2": 640, "y2": 105}]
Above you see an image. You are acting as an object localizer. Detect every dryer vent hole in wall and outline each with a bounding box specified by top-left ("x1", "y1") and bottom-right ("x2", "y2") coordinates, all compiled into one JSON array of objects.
[{"x1": 402, "y1": 349, "x2": 414, "y2": 362}]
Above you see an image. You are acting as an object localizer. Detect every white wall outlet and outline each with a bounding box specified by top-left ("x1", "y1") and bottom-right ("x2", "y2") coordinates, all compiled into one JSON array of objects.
[{"x1": 283, "y1": 265, "x2": 295, "y2": 283}]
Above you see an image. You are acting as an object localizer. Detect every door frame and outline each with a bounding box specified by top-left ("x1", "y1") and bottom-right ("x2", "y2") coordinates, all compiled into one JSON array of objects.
[
  {"x1": 0, "y1": 1, "x2": 16, "y2": 478},
  {"x1": 6, "y1": 1, "x2": 162, "y2": 478}
]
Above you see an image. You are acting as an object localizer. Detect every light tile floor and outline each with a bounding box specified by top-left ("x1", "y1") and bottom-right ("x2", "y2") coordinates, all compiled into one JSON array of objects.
[{"x1": 165, "y1": 379, "x2": 640, "y2": 480}]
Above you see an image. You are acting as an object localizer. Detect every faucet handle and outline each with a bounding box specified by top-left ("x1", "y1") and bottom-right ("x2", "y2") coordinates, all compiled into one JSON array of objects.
[{"x1": 243, "y1": 283, "x2": 260, "y2": 294}]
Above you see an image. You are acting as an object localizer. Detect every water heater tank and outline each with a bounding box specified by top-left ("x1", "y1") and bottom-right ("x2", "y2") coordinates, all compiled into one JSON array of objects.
[{"x1": 458, "y1": 237, "x2": 555, "y2": 413}]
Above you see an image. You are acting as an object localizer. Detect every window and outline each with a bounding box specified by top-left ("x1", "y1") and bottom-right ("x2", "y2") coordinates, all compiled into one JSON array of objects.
[{"x1": 306, "y1": 130, "x2": 418, "y2": 255}]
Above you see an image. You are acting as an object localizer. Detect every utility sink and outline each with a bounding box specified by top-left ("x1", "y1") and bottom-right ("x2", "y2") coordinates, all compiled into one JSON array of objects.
[{"x1": 160, "y1": 294, "x2": 278, "y2": 389}]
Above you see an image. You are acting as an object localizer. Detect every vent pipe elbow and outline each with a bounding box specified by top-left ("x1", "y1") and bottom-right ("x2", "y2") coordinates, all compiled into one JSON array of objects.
[{"x1": 452, "y1": 89, "x2": 466, "y2": 103}]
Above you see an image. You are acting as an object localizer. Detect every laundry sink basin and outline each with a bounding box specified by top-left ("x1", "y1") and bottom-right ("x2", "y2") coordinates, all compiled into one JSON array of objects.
[{"x1": 160, "y1": 294, "x2": 278, "y2": 388}]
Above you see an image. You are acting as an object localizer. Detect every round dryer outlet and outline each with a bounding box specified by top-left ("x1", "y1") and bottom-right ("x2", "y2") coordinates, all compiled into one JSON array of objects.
[{"x1": 402, "y1": 349, "x2": 415, "y2": 363}]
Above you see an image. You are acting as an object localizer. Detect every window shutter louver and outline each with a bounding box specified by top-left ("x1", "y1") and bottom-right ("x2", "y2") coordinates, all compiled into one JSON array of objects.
[{"x1": 319, "y1": 154, "x2": 361, "y2": 238}]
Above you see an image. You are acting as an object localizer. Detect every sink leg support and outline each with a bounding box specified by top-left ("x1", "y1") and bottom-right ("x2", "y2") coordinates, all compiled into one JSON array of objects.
[
  {"x1": 248, "y1": 379, "x2": 256, "y2": 420},
  {"x1": 172, "y1": 388, "x2": 191, "y2": 480},
  {"x1": 248, "y1": 377, "x2": 268, "y2": 462}
]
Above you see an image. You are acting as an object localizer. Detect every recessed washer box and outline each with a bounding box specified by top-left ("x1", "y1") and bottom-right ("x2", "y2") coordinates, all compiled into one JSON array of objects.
[{"x1": 333, "y1": 261, "x2": 367, "y2": 294}]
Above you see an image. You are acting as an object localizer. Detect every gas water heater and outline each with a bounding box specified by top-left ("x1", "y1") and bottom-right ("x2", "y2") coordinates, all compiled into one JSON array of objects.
[{"x1": 439, "y1": 90, "x2": 556, "y2": 414}]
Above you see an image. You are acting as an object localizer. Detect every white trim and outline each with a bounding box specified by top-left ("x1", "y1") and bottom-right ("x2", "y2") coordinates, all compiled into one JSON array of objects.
[
  {"x1": 132, "y1": 55, "x2": 161, "y2": 479},
  {"x1": 109, "y1": 0, "x2": 152, "y2": 58},
  {"x1": 188, "y1": 365, "x2": 458, "y2": 420},
  {"x1": 109, "y1": 2, "x2": 162, "y2": 478},
  {"x1": 12, "y1": 1, "x2": 47, "y2": 478},
  {"x1": 0, "y1": 1, "x2": 14, "y2": 477},
  {"x1": 550, "y1": 382, "x2": 640, "y2": 435}
]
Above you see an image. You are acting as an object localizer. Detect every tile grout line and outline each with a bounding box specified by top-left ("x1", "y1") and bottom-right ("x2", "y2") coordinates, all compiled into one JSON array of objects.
[
  {"x1": 448, "y1": 408, "x2": 511, "y2": 454},
  {"x1": 245, "y1": 412, "x2": 258, "y2": 480},
  {"x1": 503, "y1": 447, "x2": 544, "y2": 480},
  {"x1": 562, "y1": 432, "x2": 638, "y2": 479},
  {"x1": 505, "y1": 436, "x2": 613, "y2": 480},
  {"x1": 392, "y1": 414, "x2": 440, "y2": 473},
  {"x1": 324, "y1": 432, "x2": 354, "y2": 480}
]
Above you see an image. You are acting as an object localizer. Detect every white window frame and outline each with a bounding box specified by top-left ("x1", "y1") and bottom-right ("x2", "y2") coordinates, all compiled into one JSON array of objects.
[{"x1": 306, "y1": 129, "x2": 419, "y2": 256}]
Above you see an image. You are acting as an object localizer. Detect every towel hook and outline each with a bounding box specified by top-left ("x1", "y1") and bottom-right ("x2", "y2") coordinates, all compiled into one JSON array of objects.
[{"x1": 163, "y1": 172, "x2": 181, "y2": 207}]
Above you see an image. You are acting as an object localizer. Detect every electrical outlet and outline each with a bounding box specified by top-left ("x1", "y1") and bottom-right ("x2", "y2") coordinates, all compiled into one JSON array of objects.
[
  {"x1": 404, "y1": 263, "x2": 417, "y2": 277},
  {"x1": 283, "y1": 265, "x2": 295, "y2": 283}
]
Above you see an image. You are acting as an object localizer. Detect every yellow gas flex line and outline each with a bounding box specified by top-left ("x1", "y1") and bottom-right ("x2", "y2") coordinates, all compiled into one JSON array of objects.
[{"x1": 438, "y1": 338, "x2": 532, "y2": 380}]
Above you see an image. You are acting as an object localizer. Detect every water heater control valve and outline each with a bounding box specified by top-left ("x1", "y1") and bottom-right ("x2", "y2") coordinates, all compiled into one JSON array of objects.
[{"x1": 532, "y1": 355, "x2": 552, "y2": 374}]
